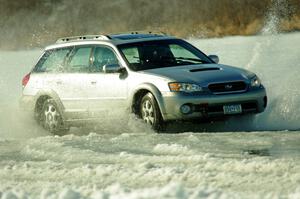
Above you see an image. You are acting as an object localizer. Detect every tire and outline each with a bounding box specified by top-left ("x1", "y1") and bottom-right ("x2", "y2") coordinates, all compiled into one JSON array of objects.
[
  {"x1": 40, "y1": 99, "x2": 69, "y2": 135},
  {"x1": 140, "y1": 92, "x2": 165, "y2": 131}
]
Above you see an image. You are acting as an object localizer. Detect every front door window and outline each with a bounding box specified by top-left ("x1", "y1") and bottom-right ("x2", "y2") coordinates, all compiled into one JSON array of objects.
[{"x1": 92, "y1": 47, "x2": 119, "y2": 72}]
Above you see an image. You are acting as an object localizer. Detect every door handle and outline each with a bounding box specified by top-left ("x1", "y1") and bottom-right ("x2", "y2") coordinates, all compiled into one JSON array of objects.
[
  {"x1": 91, "y1": 81, "x2": 97, "y2": 85},
  {"x1": 56, "y1": 81, "x2": 62, "y2": 85}
]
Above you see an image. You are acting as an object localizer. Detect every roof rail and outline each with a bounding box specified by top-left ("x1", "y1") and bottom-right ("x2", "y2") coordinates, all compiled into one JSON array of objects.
[
  {"x1": 110, "y1": 30, "x2": 167, "y2": 36},
  {"x1": 56, "y1": 35, "x2": 111, "y2": 43}
]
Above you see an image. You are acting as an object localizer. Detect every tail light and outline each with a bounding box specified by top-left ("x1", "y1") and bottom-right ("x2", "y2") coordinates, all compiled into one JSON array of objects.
[{"x1": 22, "y1": 73, "x2": 31, "y2": 88}]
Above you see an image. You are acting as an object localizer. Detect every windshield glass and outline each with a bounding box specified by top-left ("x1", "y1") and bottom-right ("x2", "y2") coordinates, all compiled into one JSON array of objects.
[{"x1": 118, "y1": 39, "x2": 212, "y2": 71}]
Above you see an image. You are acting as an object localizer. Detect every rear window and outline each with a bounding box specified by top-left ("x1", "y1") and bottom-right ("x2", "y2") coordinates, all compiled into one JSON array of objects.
[{"x1": 33, "y1": 48, "x2": 71, "y2": 72}]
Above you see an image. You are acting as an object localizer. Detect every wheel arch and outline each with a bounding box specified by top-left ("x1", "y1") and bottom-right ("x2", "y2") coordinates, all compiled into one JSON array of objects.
[
  {"x1": 130, "y1": 83, "x2": 166, "y2": 120},
  {"x1": 34, "y1": 90, "x2": 65, "y2": 120}
]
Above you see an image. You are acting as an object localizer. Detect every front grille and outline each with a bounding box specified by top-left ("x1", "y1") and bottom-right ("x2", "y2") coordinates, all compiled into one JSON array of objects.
[{"x1": 208, "y1": 81, "x2": 247, "y2": 94}]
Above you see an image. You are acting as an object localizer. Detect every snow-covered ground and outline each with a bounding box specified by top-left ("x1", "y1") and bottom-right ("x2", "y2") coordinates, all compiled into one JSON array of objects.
[{"x1": 0, "y1": 32, "x2": 300, "y2": 199}]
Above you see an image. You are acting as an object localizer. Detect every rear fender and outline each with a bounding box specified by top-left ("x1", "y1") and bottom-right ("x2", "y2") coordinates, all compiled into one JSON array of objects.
[{"x1": 34, "y1": 89, "x2": 66, "y2": 119}]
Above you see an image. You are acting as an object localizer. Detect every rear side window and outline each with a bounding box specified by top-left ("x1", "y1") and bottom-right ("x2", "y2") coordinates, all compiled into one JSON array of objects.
[
  {"x1": 34, "y1": 48, "x2": 71, "y2": 72},
  {"x1": 66, "y1": 47, "x2": 92, "y2": 72}
]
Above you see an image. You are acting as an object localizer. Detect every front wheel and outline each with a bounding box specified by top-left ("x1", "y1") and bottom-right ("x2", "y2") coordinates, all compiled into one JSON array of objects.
[
  {"x1": 40, "y1": 99, "x2": 69, "y2": 135},
  {"x1": 140, "y1": 93, "x2": 165, "y2": 131}
]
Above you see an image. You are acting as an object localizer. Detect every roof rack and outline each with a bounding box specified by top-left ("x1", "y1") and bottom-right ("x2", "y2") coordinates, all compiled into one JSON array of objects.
[
  {"x1": 110, "y1": 30, "x2": 167, "y2": 36},
  {"x1": 55, "y1": 31, "x2": 168, "y2": 43},
  {"x1": 56, "y1": 35, "x2": 111, "y2": 43}
]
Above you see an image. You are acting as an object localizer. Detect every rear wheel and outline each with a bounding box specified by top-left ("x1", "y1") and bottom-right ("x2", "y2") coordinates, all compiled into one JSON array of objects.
[
  {"x1": 140, "y1": 93, "x2": 165, "y2": 131},
  {"x1": 40, "y1": 99, "x2": 69, "y2": 135}
]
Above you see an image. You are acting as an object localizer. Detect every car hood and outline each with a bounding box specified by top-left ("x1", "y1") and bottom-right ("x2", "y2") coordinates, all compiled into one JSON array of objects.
[{"x1": 140, "y1": 64, "x2": 254, "y2": 86}]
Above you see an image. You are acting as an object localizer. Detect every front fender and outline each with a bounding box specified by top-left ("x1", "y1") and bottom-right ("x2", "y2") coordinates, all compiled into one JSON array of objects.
[{"x1": 130, "y1": 83, "x2": 167, "y2": 120}]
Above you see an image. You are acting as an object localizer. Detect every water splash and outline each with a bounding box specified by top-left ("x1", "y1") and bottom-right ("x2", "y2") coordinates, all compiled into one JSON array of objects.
[
  {"x1": 262, "y1": 0, "x2": 292, "y2": 34},
  {"x1": 261, "y1": 0, "x2": 283, "y2": 35},
  {"x1": 245, "y1": 0, "x2": 288, "y2": 69}
]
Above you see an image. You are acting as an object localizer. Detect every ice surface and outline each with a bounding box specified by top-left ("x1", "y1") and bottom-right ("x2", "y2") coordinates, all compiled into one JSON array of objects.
[
  {"x1": 0, "y1": 132, "x2": 300, "y2": 198},
  {"x1": 0, "y1": 31, "x2": 300, "y2": 198}
]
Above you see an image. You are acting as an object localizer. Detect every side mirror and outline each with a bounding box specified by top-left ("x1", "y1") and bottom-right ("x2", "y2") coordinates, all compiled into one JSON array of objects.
[
  {"x1": 103, "y1": 63, "x2": 122, "y2": 73},
  {"x1": 208, "y1": 55, "x2": 219, "y2": 64}
]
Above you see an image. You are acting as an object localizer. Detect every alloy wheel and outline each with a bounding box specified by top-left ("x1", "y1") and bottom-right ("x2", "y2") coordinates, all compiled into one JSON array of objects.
[
  {"x1": 43, "y1": 103, "x2": 61, "y2": 131},
  {"x1": 141, "y1": 99, "x2": 155, "y2": 125}
]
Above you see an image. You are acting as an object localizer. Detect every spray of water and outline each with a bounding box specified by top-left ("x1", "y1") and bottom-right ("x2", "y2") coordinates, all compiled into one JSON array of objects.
[
  {"x1": 243, "y1": 0, "x2": 300, "y2": 131},
  {"x1": 245, "y1": 0, "x2": 293, "y2": 70},
  {"x1": 261, "y1": 0, "x2": 282, "y2": 35}
]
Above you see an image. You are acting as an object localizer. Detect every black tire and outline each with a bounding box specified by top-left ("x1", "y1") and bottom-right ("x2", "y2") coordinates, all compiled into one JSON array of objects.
[
  {"x1": 40, "y1": 99, "x2": 69, "y2": 135},
  {"x1": 140, "y1": 92, "x2": 165, "y2": 132}
]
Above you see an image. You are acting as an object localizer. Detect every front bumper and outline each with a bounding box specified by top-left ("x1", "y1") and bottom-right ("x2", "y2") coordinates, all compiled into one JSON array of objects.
[{"x1": 160, "y1": 87, "x2": 267, "y2": 121}]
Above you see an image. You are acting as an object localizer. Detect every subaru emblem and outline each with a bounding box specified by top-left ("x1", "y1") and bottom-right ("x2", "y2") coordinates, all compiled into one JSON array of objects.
[{"x1": 225, "y1": 84, "x2": 233, "y2": 89}]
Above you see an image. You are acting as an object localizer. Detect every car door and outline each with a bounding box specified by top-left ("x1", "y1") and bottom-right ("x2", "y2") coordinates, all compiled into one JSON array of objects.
[
  {"x1": 54, "y1": 46, "x2": 93, "y2": 118},
  {"x1": 87, "y1": 45, "x2": 128, "y2": 117}
]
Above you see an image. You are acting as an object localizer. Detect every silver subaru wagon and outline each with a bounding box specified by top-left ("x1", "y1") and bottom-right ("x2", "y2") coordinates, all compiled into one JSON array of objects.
[{"x1": 20, "y1": 32, "x2": 267, "y2": 133}]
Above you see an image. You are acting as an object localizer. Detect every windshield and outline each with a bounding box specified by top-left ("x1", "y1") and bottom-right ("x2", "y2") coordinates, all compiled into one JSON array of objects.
[{"x1": 118, "y1": 39, "x2": 212, "y2": 71}]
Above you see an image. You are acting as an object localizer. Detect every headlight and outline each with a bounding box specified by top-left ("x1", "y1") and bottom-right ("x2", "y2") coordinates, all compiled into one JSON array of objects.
[
  {"x1": 250, "y1": 76, "x2": 261, "y2": 88},
  {"x1": 168, "y1": 82, "x2": 203, "y2": 92}
]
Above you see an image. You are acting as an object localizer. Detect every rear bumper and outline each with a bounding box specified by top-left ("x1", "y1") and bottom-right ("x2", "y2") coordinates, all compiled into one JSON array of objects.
[
  {"x1": 19, "y1": 95, "x2": 35, "y2": 111},
  {"x1": 160, "y1": 87, "x2": 267, "y2": 121}
]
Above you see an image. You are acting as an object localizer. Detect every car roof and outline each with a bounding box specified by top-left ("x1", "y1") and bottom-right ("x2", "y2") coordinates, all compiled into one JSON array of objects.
[{"x1": 45, "y1": 32, "x2": 177, "y2": 50}]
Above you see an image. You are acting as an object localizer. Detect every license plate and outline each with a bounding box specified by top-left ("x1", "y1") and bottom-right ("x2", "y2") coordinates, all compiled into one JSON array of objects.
[{"x1": 223, "y1": 104, "x2": 242, "y2": 115}]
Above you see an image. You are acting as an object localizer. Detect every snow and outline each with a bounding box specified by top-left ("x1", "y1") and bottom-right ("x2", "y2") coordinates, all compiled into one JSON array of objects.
[
  {"x1": 1, "y1": 32, "x2": 300, "y2": 198},
  {"x1": 1, "y1": 131, "x2": 300, "y2": 198}
]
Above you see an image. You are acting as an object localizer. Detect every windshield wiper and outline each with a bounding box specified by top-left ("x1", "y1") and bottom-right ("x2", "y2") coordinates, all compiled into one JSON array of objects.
[{"x1": 175, "y1": 57, "x2": 210, "y2": 64}]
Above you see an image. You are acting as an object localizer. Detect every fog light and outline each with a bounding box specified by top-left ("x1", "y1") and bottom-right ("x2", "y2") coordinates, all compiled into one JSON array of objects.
[{"x1": 180, "y1": 104, "x2": 192, "y2": 114}]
